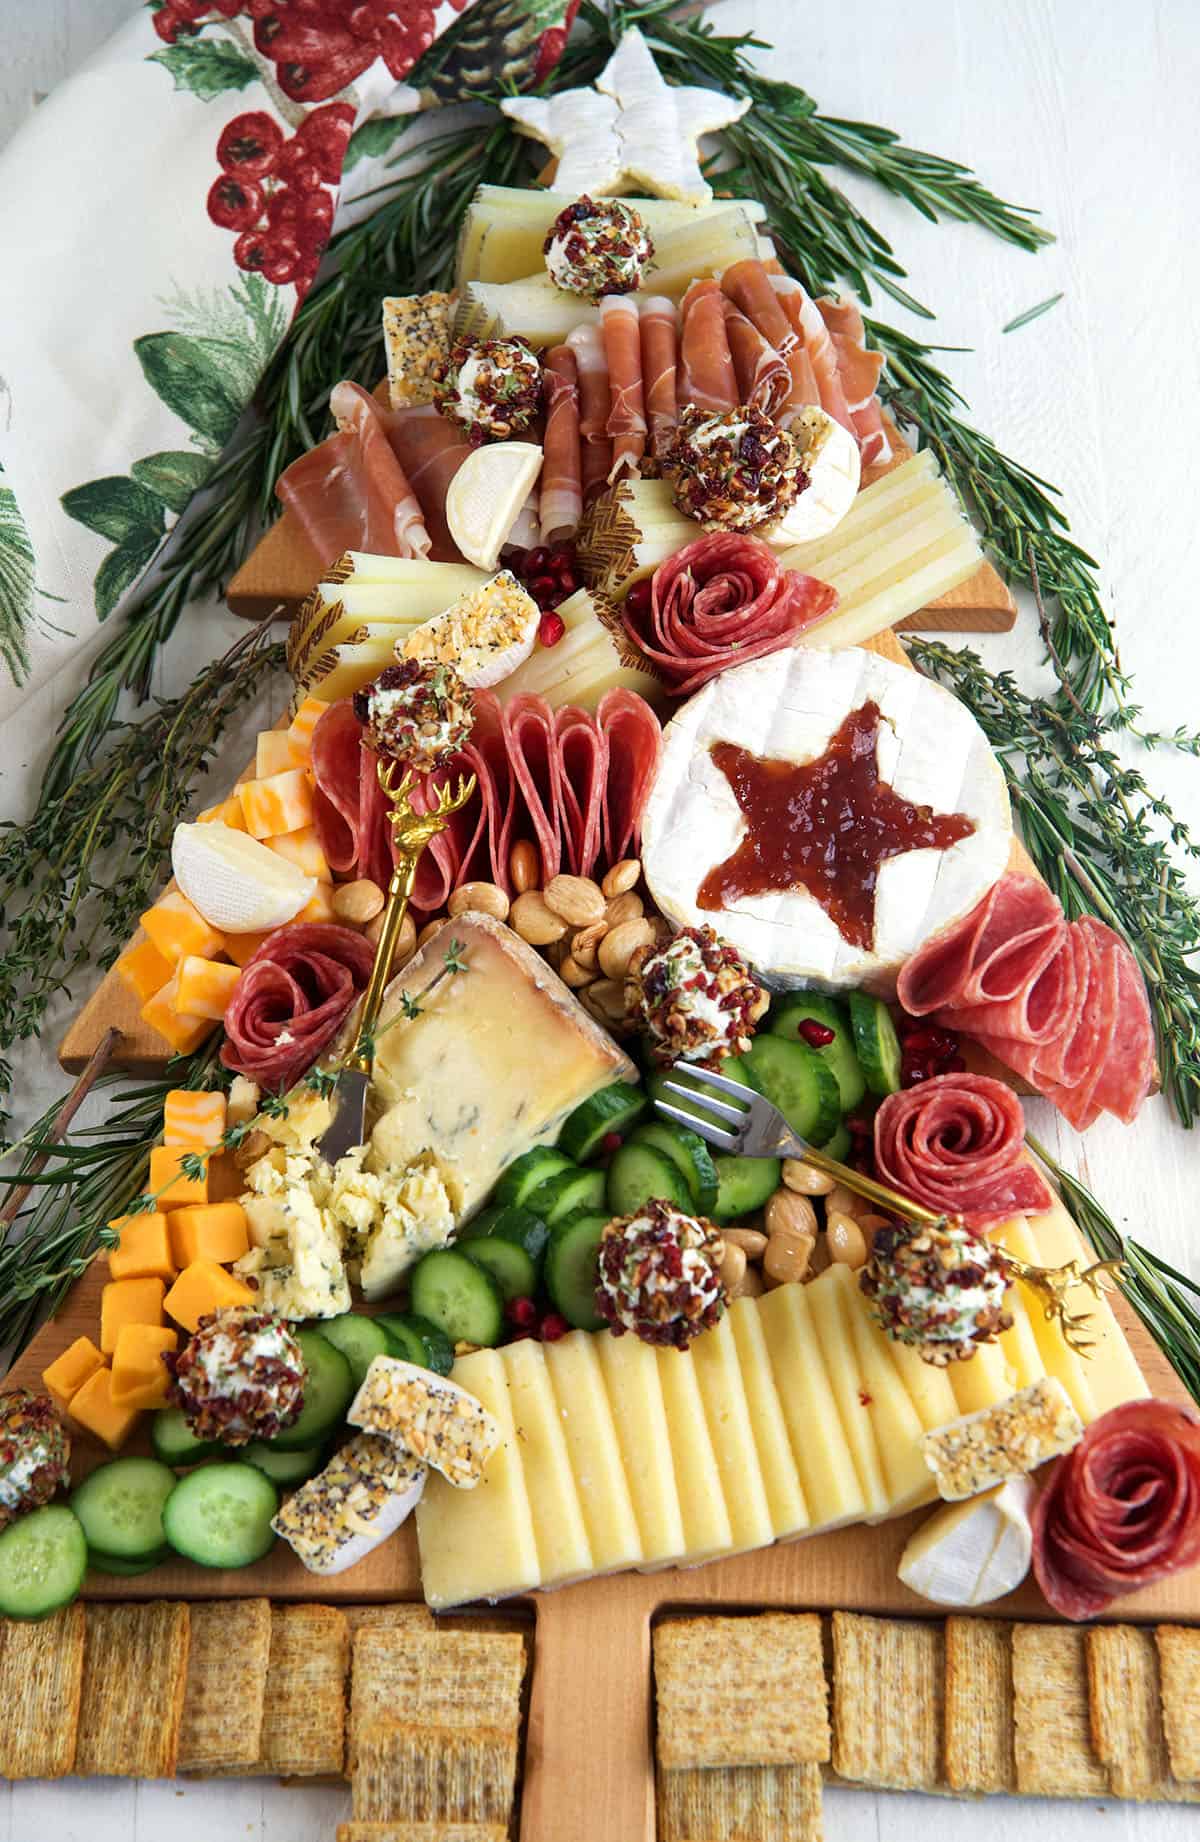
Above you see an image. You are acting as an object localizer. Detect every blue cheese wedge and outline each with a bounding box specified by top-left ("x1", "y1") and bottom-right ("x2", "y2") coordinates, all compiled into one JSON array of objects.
[
  {"x1": 382, "y1": 292, "x2": 454, "y2": 408},
  {"x1": 920, "y1": 1376, "x2": 1083, "y2": 1502},
  {"x1": 271, "y1": 1432, "x2": 425, "y2": 1574},
  {"x1": 349, "y1": 1356, "x2": 501, "y2": 1490}
]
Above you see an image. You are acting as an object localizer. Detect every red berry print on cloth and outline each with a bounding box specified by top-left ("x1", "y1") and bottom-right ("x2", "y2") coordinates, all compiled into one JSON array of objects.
[
  {"x1": 217, "y1": 109, "x2": 284, "y2": 177},
  {"x1": 207, "y1": 102, "x2": 353, "y2": 301}
]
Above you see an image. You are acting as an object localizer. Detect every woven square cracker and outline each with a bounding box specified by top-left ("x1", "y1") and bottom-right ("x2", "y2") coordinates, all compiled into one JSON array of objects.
[
  {"x1": 343, "y1": 1603, "x2": 436, "y2": 1637},
  {"x1": 654, "y1": 1614, "x2": 829, "y2": 1770},
  {"x1": 75, "y1": 1602, "x2": 190, "y2": 1778},
  {"x1": 944, "y1": 1616, "x2": 1015, "y2": 1795},
  {"x1": 351, "y1": 1721, "x2": 518, "y2": 1826},
  {"x1": 1157, "y1": 1625, "x2": 1200, "y2": 1783},
  {"x1": 0, "y1": 1603, "x2": 85, "y2": 1779},
  {"x1": 1088, "y1": 1625, "x2": 1200, "y2": 1803},
  {"x1": 1011, "y1": 1624, "x2": 1108, "y2": 1797},
  {"x1": 657, "y1": 1763, "x2": 823, "y2": 1842},
  {"x1": 350, "y1": 1629, "x2": 525, "y2": 1768},
  {"x1": 336, "y1": 1828, "x2": 508, "y2": 1842},
  {"x1": 214, "y1": 1604, "x2": 348, "y2": 1778},
  {"x1": 178, "y1": 1598, "x2": 271, "y2": 1773},
  {"x1": 831, "y1": 1612, "x2": 942, "y2": 1791}
]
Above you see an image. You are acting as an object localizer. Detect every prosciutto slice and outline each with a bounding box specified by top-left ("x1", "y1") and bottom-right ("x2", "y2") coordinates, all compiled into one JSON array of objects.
[
  {"x1": 1032, "y1": 1400, "x2": 1200, "y2": 1619},
  {"x1": 384, "y1": 405, "x2": 473, "y2": 560},
  {"x1": 329, "y1": 382, "x2": 431, "y2": 558},
  {"x1": 221, "y1": 923, "x2": 376, "y2": 1091},
  {"x1": 276, "y1": 386, "x2": 433, "y2": 569},
  {"x1": 769, "y1": 275, "x2": 857, "y2": 438},
  {"x1": 873, "y1": 1073, "x2": 1054, "y2": 1227},
  {"x1": 816, "y1": 295, "x2": 893, "y2": 465},
  {"x1": 310, "y1": 699, "x2": 365, "y2": 878},
  {"x1": 721, "y1": 298, "x2": 790, "y2": 422},
  {"x1": 639, "y1": 295, "x2": 679, "y2": 462},
  {"x1": 622, "y1": 532, "x2": 837, "y2": 696},
  {"x1": 540, "y1": 346, "x2": 583, "y2": 543},
  {"x1": 719, "y1": 258, "x2": 821, "y2": 426},
  {"x1": 677, "y1": 279, "x2": 738, "y2": 414},
  {"x1": 566, "y1": 324, "x2": 613, "y2": 503},
  {"x1": 600, "y1": 294, "x2": 647, "y2": 481}
]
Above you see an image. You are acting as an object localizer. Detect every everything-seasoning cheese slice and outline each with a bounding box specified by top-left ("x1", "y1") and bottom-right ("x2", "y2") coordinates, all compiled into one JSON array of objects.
[
  {"x1": 349, "y1": 1358, "x2": 500, "y2": 1489},
  {"x1": 271, "y1": 1432, "x2": 425, "y2": 1576},
  {"x1": 920, "y1": 1376, "x2": 1083, "y2": 1501}
]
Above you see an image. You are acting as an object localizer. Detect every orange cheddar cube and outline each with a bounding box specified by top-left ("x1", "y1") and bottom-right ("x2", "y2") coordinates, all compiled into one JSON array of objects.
[
  {"x1": 107, "y1": 1211, "x2": 176, "y2": 1283},
  {"x1": 100, "y1": 1277, "x2": 166, "y2": 1354},
  {"x1": 42, "y1": 1337, "x2": 107, "y2": 1416},
  {"x1": 266, "y1": 825, "x2": 330, "y2": 881},
  {"x1": 149, "y1": 1144, "x2": 210, "y2": 1209},
  {"x1": 68, "y1": 1366, "x2": 141, "y2": 1450},
  {"x1": 164, "y1": 1259, "x2": 256, "y2": 1333},
  {"x1": 297, "y1": 882, "x2": 335, "y2": 924},
  {"x1": 237, "y1": 768, "x2": 314, "y2": 840},
  {"x1": 163, "y1": 1088, "x2": 227, "y2": 1152},
  {"x1": 197, "y1": 795, "x2": 247, "y2": 831},
  {"x1": 141, "y1": 973, "x2": 214, "y2": 1055},
  {"x1": 225, "y1": 930, "x2": 270, "y2": 967},
  {"x1": 110, "y1": 1325, "x2": 178, "y2": 1410},
  {"x1": 169, "y1": 1202, "x2": 250, "y2": 1269},
  {"x1": 256, "y1": 729, "x2": 302, "y2": 778},
  {"x1": 287, "y1": 695, "x2": 328, "y2": 759},
  {"x1": 139, "y1": 888, "x2": 225, "y2": 964},
  {"x1": 114, "y1": 936, "x2": 173, "y2": 1004},
  {"x1": 176, "y1": 956, "x2": 241, "y2": 1021}
]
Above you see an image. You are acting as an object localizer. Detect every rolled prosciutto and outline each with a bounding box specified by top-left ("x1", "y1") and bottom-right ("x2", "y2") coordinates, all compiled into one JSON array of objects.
[
  {"x1": 638, "y1": 295, "x2": 679, "y2": 463},
  {"x1": 540, "y1": 346, "x2": 583, "y2": 543},
  {"x1": 600, "y1": 294, "x2": 647, "y2": 481},
  {"x1": 721, "y1": 298, "x2": 790, "y2": 422},
  {"x1": 566, "y1": 324, "x2": 613, "y2": 503},
  {"x1": 721, "y1": 258, "x2": 819, "y2": 422},
  {"x1": 677, "y1": 279, "x2": 737, "y2": 414},
  {"x1": 873, "y1": 1073, "x2": 1054, "y2": 1227},
  {"x1": 383, "y1": 404, "x2": 473, "y2": 561},
  {"x1": 816, "y1": 295, "x2": 893, "y2": 465},
  {"x1": 276, "y1": 380, "x2": 432, "y2": 567},
  {"x1": 768, "y1": 274, "x2": 856, "y2": 437},
  {"x1": 221, "y1": 923, "x2": 376, "y2": 1091}
]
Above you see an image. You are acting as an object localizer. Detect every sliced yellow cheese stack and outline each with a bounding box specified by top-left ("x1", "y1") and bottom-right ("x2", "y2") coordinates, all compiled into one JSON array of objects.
[{"x1": 497, "y1": 588, "x2": 663, "y2": 711}]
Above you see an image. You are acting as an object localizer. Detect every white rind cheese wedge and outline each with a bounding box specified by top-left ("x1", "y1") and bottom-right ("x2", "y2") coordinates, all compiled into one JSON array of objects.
[
  {"x1": 899, "y1": 1477, "x2": 1035, "y2": 1606},
  {"x1": 446, "y1": 442, "x2": 544, "y2": 571},
  {"x1": 768, "y1": 408, "x2": 861, "y2": 546},
  {"x1": 271, "y1": 1432, "x2": 425, "y2": 1575},
  {"x1": 641, "y1": 645, "x2": 1012, "y2": 994},
  {"x1": 172, "y1": 821, "x2": 315, "y2": 934}
]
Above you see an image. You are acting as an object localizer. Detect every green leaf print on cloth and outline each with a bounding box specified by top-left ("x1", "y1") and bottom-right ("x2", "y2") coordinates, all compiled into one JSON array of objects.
[
  {"x1": 0, "y1": 475, "x2": 34, "y2": 685},
  {"x1": 147, "y1": 39, "x2": 259, "y2": 101}
]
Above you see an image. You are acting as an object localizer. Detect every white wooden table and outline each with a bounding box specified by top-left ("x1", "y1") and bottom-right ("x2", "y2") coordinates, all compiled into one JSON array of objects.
[{"x1": 2, "y1": 1, "x2": 1198, "y2": 1836}]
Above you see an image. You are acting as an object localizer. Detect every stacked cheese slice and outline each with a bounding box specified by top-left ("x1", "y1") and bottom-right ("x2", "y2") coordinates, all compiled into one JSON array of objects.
[{"x1": 416, "y1": 1203, "x2": 1147, "y2": 1609}]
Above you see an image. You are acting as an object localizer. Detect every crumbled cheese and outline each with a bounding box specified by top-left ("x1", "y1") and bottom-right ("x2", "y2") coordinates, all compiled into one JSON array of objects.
[
  {"x1": 349, "y1": 1356, "x2": 500, "y2": 1489},
  {"x1": 921, "y1": 1376, "x2": 1083, "y2": 1501},
  {"x1": 272, "y1": 1431, "x2": 426, "y2": 1573}
]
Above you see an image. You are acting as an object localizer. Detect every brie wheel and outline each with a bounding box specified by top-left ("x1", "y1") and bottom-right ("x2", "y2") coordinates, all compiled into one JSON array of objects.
[
  {"x1": 898, "y1": 1477, "x2": 1035, "y2": 1606},
  {"x1": 172, "y1": 821, "x2": 316, "y2": 934},
  {"x1": 446, "y1": 441, "x2": 544, "y2": 571},
  {"x1": 640, "y1": 646, "x2": 1012, "y2": 994},
  {"x1": 770, "y1": 407, "x2": 861, "y2": 546}
]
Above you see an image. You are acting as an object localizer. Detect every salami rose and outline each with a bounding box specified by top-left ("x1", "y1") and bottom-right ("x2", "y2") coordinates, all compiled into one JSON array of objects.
[
  {"x1": 623, "y1": 532, "x2": 836, "y2": 697},
  {"x1": 1032, "y1": 1399, "x2": 1200, "y2": 1619},
  {"x1": 873, "y1": 1072, "x2": 1053, "y2": 1227},
  {"x1": 221, "y1": 922, "x2": 375, "y2": 1091}
]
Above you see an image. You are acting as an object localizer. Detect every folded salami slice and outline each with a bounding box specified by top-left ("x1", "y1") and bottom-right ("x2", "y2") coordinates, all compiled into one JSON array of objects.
[
  {"x1": 555, "y1": 704, "x2": 608, "y2": 877},
  {"x1": 221, "y1": 923, "x2": 376, "y2": 1091},
  {"x1": 945, "y1": 926, "x2": 1079, "y2": 1045},
  {"x1": 873, "y1": 1072, "x2": 1053, "y2": 1227},
  {"x1": 898, "y1": 874, "x2": 1066, "y2": 1016},
  {"x1": 310, "y1": 699, "x2": 365, "y2": 877},
  {"x1": 596, "y1": 687, "x2": 663, "y2": 865},
  {"x1": 1033, "y1": 1399, "x2": 1200, "y2": 1619}
]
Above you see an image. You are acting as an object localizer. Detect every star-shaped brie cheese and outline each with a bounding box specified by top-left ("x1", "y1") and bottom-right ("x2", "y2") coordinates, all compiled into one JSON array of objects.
[{"x1": 501, "y1": 26, "x2": 750, "y2": 205}]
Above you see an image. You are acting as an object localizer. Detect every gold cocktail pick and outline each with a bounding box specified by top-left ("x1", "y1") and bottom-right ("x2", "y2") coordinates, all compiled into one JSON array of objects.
[{"x1": 1002, "y1": 1250, "x2": 1128, "y2": 1356}]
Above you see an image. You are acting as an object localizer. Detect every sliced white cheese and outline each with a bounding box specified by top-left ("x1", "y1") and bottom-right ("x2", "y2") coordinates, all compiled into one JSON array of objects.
[
  {"x1": 641, "y1": 646, "x2": 1012, "y2": 994},
  {"x1": 769, "y1": 408, "x2": 861, "y2": 546},
  {"x1": 446, "y1": 441, "x2": 543, "y2": 571},
  {"x1": 898, "y1": 1477, "x2": 1035, "y2": 1606},
  {"x1": 172, "y1": 821, "x2": 315, "y2": 934}
]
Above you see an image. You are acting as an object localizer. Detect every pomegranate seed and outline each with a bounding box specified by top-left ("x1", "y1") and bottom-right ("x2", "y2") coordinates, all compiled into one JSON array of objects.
[
  {"x1": 600, "y1": 1130, "x2": 624, "y2": 1154},
  {"x1": 525, "y1": 546, "x2": 549, "y2": 573},
  {"x1": 539, "y1": 1312, "x2": 569, "y2": 1343},
  {"x1": 901, "y1": 1028, "x2": 943, "y2": 1053},
  {"x1": 506, "y1": 1295, "x2": 538, "y2": 1329},
  {"x1": 846, "y1": 1115, "x2": 871, "y2": 1139},
  {"x1": 538, "y1": 613, "x2": 565, "y2": 647},
  {"x1": 797, "y1": 1018, "x2": 836, "y2": 1048},
  {"x1": 625, "y1": 577, "x2": 654, "y2": 615},
  {"x1": 506, "y1": 546, "x2": 527, "y2": 572},
  {"x1": 531, "y1": 572, "x2": 558, "y2": 603},
  {"x1": 557, "y1": 568, "x2": 580, "y2": 597}
]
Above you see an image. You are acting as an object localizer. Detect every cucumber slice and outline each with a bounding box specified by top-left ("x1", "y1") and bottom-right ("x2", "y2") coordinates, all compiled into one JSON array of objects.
[
  {"x1": 630, "y1": 1121, "x2": 719, "y2": 1214},
  {"x1": 150, "y1": 1405, "x2": 223, "y2": 1468},
  {"x1": 741, "y1": 1035, "x2": 841, "y2": 1148},
  {"x1": 645, "y1": 1057, "x2": 753, "y2": 1115},
  {"x1": 376, "y1": 1312, "x2": 455, "y2": 1377},
  {"x1": 314, "y1": 1313, "x2": 394, "y2": 1390},
  {"x1": 268, "y1": 1330, "x2": 354, "y2": 1452},
  {"x1": 0, "y1": 1505, "x2": 87, "y2": 1619},
  {"x1": 605, "y1": 1141, "x2": 690, "y2": 1217},
  {"x1": 711, "y1": 1154, "x2": 782, "y2": 1222},
  {"x1": 769, "y1": 993, "x2": 867, "y2": 1114},
  {"x1": 557, "y1": 1082, "x2": 648, "y2": 1161},
  {"x1": 485, "y1": 1208, "x2": 550, "y2": 1269},
  {"x1": 529, "y1": 1166, "x2": 608, "y2": 1226},
  {"x1": 242, "y1": 1441, "x2": 327, "y2": 1485},
  {"x1": 163, "y1": 1463, "x2": 278, "y2": 1570},
  {"x1": 493, "y1": 1147, "x2": 574, "y2": 1208},
  {"x1": 88, "y1": 1545, "x2": 169, "y2": 1577},
  {"x1": 409, "y1": 1249, "x2": 504, "y2": 1348},
  {"x1": 464, "y1": 1235, "x2": 537, "y2": 1303},
  {"x1": 544, "y1": 1213, "x2": 609, "y2": 1330},
  {"x1": 848, "y1": 992, "x2": 903, "y2": 1097},
  {"x1": 69, "y1": 1456, "x2": 176, "y2": 1562},
  {"x1": 822, "y1": 1121, "x2": 852, "y2": 1163}
]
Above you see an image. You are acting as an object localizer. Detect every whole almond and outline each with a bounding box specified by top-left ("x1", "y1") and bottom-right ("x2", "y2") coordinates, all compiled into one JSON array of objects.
[
  {"x1": 604, "y1": 889, "x2": 644, "y2": 928},
  {"x1": 722, "y1": 1226, "x2": 768, "y2": 1260},
  {"x1": 416, "y1": 917, "x2": 446, "y2": 950},
  {"x1": 448, "y1": 880, "x2": 509, "y2": 922},
  {"x1": 559, "y1": 954, "x2": 592, "y2": 988},
  {"x1": 510, "y1": 890, "x2": 568, "y2": 946},
  {"x1": 332, "y1": 877, "x2": 385, "y2": 925},
  {"x1": 601, "y1": 858, "x2": 641, "y2": 899},
  {"x1": 719, "y1": 1242, "x2": 747, "y2": 1293},
  {"x1": 543, "y1": 873, "x2": 606, "y2": 928},
  {"x1": 366, "y1": 908, "x2": 418, "y2": 973},
  {"x1": 571, "y1": 921, "x2": 605, "y2": 971},
  {"x1": 586, "y1": 977, "x2": 627, "y2": 1022},
  {"x1": 765, "y1": 1188, "x2": 818, "y2": 1240},
  {"x1": 509, "y1": 839, "x2": 539, "y2": 894},
  {"x1": 598, "y1": 916, "x2": 657, "y2": 981}
]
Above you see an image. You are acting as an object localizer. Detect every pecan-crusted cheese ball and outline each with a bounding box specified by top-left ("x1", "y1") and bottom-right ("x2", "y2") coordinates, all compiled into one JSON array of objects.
[
  {"x1": 596, "y1": 1200, "x2": 726, "y2": 1350},
  {"x1": 0, "y1": 1389, "x2": 70, "y2": 1531},
  {"x1": 353, "y1": 658, "x2": 474, "y2": 775},
  {"x1": 627, "y1": 925, "x2": 769, "y2": 1069},
  {"x1": 666, "y1": 404, "x2": 806, "y2": 532},
  {"x1": 167, "y1": 1307, "x2": 306, "y2": 1444},
  {"x1": 544, "y1": 195, "x2": 655, "y2": 298},
  {"x1": 860, "y1": 1220, "x2": 1013, "y2": 1366},
  {"x1": 434, "y1": 337, "x2": 543, "y2": 441}
]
